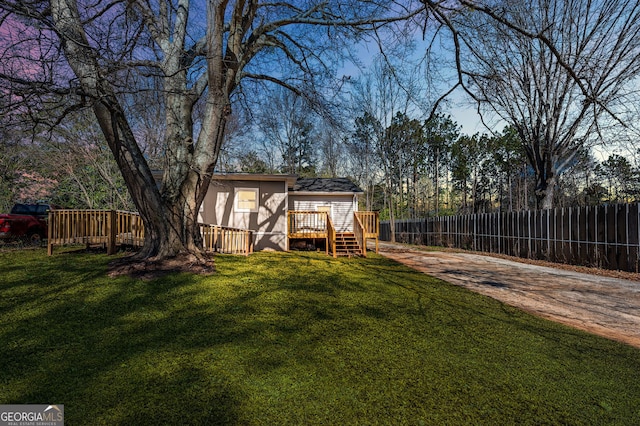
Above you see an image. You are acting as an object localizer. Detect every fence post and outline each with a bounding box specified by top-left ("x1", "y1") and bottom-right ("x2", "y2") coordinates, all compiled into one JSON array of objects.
[{"x1": 47, "y1": 210, "x2": 54, "y2": 256}]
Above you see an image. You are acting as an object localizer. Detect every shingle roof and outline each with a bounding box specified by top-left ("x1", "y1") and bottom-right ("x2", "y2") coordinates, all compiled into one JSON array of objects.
[{"x1": 292, "y1": 177, "x2": 363, "y2": 193}]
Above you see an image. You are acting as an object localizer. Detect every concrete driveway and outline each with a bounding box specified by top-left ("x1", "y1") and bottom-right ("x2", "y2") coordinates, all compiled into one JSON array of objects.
[{"x1": 376, "y1": 242, "x2": 640, "y2": 348}]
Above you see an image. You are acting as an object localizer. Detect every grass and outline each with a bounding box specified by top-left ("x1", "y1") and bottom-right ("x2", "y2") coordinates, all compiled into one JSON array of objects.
[{"x1": 1, "y1": 248, "x2": 639, "y2": 425}]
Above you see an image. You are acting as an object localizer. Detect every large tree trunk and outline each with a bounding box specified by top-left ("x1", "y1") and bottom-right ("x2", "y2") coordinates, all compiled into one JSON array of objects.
[
  {"x1": 532, "y1": 156, "x2": 557, "y2": 210},
  {"x1": 51, "y1": 0, "x2": 226, "y2": 270},
  {"x1": 521, "y1": 129, "x2": 558, "y2": 211},
  {"x1": 536, "y1": 175, "x2": 557, "y2": 211},
  {"x1": 93, "y1": 95, "x2": 213, "y2": 262}
]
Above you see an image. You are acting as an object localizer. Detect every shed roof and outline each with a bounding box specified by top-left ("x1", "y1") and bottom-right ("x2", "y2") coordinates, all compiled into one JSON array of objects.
[{"x1": 292, "y1": 177, "x2": 362, "y2": 193}]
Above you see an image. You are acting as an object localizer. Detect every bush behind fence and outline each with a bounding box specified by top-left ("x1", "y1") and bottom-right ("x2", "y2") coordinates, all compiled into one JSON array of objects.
[{"x1": 380, "y1": 203, "x2": 640, "y2": 272}]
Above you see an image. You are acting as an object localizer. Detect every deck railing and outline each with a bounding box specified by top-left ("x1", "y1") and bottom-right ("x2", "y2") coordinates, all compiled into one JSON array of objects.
[
  {"x1": 47, "y1": 209, "x2": 136, "y2": 255},
  {"x1": 200, "y1": 224, "x2": 253, "y2": 255},
  {"x1": 116, "y1": 210, "x2": 145, "y2": 247},
  {"x1": 355, "y1": 211, "x2": 379, "y2": 237},
  {"x1": 47, "y1": 209, "x2": 253, "y2": 256},
  {"x1": 355, "y1": 211, "x2": 379, "y2": 253},
  {"x1": 287, "y1": 211, "x2": 329, "y2": 238},
  {"x1": 353, "y1": 213, "x2": 367, "y2": 257}
]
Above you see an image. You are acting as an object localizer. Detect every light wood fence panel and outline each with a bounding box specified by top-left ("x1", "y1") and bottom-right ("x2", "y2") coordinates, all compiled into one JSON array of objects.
[
  {"x1": 200, "y1": 224, "x2": 253, "y2": 255},
  {"x1": 48, "y1": 210, "x2": 253, "y2": 256}
]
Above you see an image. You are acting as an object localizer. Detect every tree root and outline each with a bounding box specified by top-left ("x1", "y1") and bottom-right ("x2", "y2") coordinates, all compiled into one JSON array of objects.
[{"x1": 108, "y1": 252, "x2": 216, "y2": 280}]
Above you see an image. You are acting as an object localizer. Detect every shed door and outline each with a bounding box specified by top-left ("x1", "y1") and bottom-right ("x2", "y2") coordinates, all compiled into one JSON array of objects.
[{"x1": 316, "y1": 204, "x2": 332, "y2": 225}]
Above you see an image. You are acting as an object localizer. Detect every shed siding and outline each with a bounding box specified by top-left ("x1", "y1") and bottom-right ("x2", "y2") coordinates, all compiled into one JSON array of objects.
[
  {"x1": 289, "y1": 194, "x2": 356, "y2": 232},
  {"x1": 201, "y1": 180, "x2": 288, "y2": 250}
]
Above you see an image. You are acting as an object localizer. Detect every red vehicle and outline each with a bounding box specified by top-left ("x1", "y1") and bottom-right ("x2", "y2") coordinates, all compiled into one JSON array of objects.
[{"x1": 0, "y1": 203, "x2": 59, "y2": 245}]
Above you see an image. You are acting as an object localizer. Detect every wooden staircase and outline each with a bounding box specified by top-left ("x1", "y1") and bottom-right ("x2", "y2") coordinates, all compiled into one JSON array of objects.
[
  {"x1": 334, "y1": 232, "x2": 363, "y2": 257},
  {"x1": 288, "y1": 211, "x2": 379, "y2": 258}
]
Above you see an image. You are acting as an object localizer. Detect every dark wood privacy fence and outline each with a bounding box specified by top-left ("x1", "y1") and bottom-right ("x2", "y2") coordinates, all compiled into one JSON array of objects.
[{"x1": 380, "y1": 203, "x2": 640, "y2": 272}]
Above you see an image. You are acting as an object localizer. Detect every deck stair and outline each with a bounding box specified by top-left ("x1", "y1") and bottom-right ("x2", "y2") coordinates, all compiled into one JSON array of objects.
[
  {"x1": 334, "y1": 232, "x2": 363, "y2": 257},
  {"x1": 287, "y1": 211, "x2": 379, "y2": 257}
]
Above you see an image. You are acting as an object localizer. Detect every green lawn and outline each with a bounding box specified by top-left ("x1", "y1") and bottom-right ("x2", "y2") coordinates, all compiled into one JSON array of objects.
[{"x1": 1, "y1": 248, "x2": 639, "y2": 425}]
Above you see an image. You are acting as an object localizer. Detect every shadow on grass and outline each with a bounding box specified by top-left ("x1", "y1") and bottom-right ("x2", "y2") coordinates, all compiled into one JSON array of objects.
[
  {"x1": 1, "y1": 250, "x2": 639, "y2": 425},
  {"x1": 0, "y1": 251, "x2": 245, "y2": 423},
  {"x1": 0, "y1": 250, "x2": 383, "y2": 424}
]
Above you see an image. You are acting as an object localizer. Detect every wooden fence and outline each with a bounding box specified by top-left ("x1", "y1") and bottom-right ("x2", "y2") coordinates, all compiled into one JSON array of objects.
[
  {"x1": 48, "y1": 209, "x2": 253, "y2": 256},
  {"x1": 380, "y1": 203, "x2": 640, "y2": 272},
  {"x1": 200, "y1": 224, "x2": 254, "y2": 255}
]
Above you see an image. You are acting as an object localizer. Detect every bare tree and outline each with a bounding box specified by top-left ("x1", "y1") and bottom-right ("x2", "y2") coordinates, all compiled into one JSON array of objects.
[
  {"x1": 0, "y1": 131, "x2": 33, "y2": 211},
  {"x1": 0, "y1": 0, "x2": 426, "y2": 268},
  {"x1": 347, "y1": 54, "x2": 429, "y2": 239},
  {"x1": 348, "y1": 111, "x2": 382, "y2": 211},
  {"x1": 445, "y1": 0, "x2": 640, "y2": 209},
  {"x1": 46, "y1": 112, "x2": 134, "y2": 209},
  {"x1": 257, "y1": 89, "x2": 318, "y2": 176},
  {"x1": 318, "y1": 124, "x2": 346, "y2": 178}
]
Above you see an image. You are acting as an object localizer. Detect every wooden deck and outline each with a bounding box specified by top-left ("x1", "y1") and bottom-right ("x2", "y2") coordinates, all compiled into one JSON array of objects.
[
  {"x1": 47, "y1": 210, "x2": 253, "y2": 256},
  {"x1": 287, "y1": 211, "x2": 379, "y2": 258},
  {"x1": 47, "y1": 209, "x2": 379, "y2": 258}
]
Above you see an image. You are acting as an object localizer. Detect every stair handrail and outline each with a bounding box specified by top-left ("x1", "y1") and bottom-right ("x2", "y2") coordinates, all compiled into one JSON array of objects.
[
  {"x1": 353, "y1": 212, "x2": 367, "y2": 257},
  {"x1": 355, "y1": 211, "x2": 379, "y2": 253},
  {"x1": 327, "y1": 214, "x2": 337, "y2": 258}
]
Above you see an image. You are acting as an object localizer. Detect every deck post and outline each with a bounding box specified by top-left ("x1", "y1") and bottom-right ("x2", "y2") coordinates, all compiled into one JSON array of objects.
[{"x1": 47, "y1": 210, "x2": 54, "y2": 256}]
